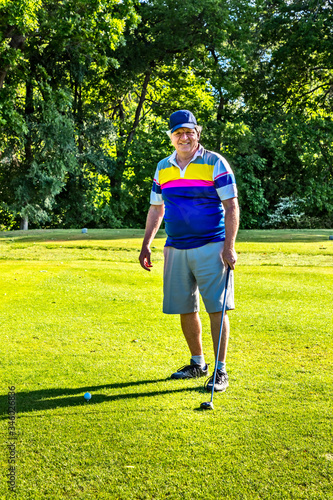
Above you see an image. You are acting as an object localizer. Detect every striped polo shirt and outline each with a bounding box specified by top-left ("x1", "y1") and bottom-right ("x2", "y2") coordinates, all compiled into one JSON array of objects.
[{"x1": 150, "y1": 145, "x2": 238, "y2": 249}]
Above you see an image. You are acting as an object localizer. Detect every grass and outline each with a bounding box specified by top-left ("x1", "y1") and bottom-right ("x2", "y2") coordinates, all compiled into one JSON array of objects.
[{"x1": 0, "y1": 228, "x2": 332, "y2": 499}]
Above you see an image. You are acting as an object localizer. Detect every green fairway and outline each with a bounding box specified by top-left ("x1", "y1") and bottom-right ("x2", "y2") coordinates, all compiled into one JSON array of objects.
[{"x1": 0, "y1": 229, "x2": 332, "y2": 499}]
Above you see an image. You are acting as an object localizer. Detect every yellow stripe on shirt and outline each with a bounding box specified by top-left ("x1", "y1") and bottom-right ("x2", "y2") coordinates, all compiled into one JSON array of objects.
[
  {"x1": 184, "y1": 163, "x2": 214, "y2": 180},
  {"x1": 158, "y1": 163, "x2": 215, "y2": 185},
  {"x1": 158, "y1": 165, "x2": 180, "y2": 185}
]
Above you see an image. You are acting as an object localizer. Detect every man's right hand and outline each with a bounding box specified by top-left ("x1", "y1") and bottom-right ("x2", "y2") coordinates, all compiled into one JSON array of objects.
[
  {"x1": 138, "y1": 204, "x2": 164, "y2": 271},
  {"x1": 139, "y1": 246, "x2": 153, "y2": 271}
]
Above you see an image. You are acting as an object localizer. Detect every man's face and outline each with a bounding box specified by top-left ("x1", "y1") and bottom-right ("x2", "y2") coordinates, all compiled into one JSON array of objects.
[{"x1": 170, "y1": 127, "x2": 200, "y2": 157}]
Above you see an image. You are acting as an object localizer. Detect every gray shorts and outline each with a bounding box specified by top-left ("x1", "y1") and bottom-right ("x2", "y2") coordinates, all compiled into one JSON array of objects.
[{"x1": 163, "y1": 241, "x2": 235, "y2": 314}]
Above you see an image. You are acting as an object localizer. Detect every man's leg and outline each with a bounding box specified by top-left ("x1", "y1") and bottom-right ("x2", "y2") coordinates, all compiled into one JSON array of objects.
[
  {"x1": 209, "y1": 311, "x2": 229, "y2": 362},
  {"x1": 180, "y1": 312, "x2": 203, "y2": 356},
  {"x1": 170, "y1": 312, "x2": 208, "y2": 379},
  {"x1": 186, "y1": 243, "x2": 234, "y2": 362},
  {"x1": 206, "y1": 311, "x2": 230, "y2": 391}
]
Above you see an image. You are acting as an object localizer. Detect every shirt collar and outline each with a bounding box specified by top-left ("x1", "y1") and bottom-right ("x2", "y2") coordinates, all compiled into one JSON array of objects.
[{"x1": 169, "y1": 144, "x2": 204, "y2": 168}]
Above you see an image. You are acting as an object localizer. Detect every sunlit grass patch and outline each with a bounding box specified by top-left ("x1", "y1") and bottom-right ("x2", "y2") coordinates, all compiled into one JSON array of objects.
[{"x1": 0, "y1": 229, "x2": 332, "y2": 499}]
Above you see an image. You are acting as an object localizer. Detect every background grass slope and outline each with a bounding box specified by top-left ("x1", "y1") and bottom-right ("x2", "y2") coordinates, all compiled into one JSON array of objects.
[{"x1": 0, "y1": 229, "x2": 332, "y2": 499}]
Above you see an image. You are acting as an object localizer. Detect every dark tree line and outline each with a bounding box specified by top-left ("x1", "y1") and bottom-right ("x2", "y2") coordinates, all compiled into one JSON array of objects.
[{"x1": 0, "y1": 0, "x2": 332, "y2": 230}]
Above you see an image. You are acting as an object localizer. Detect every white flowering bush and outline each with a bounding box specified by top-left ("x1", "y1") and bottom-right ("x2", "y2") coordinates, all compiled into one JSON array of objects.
[{"x1": 264, "y1": 197, "x2": 306, "y2": 228}]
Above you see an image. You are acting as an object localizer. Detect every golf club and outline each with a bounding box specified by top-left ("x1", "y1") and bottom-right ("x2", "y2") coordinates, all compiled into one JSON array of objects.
[{"x1": 200, "y1": 265, "x2": 231, "y2": 410}]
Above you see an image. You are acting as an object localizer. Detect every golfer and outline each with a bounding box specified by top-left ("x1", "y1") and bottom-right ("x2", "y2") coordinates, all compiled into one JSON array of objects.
[{"x1": 139, "y1": 110, "x2": 239, "y2": 392}]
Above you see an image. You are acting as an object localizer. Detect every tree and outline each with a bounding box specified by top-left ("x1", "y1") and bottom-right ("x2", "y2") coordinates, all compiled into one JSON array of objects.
[
  {"x1": 0, "y1": 0, "x2": 138, "y2": 229},
  {"x1": 1, "y1": 0, "x2": 332, "y2": 230},
  {"x1": 237, "y1": 0, "x2": 333, "y2": 226},
  {"x1": 0, "y1": 0, "x2": 41, "y2": 89}
]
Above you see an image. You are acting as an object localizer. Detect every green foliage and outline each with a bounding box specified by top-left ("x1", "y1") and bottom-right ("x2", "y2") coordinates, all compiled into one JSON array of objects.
[
  {"x1": 255, "y1": 0, "x2": 333, "y2": 113},
  {"x1": 0, "y1": 0, "x2": 138, "y2": 228},
  {"x1": 121, "y1": 124, "x2": 172, "y2": 227},
  {"x1": 234, "y1": 154, "x2": 268, "y2": 229},
  {"x1": 1, "y1": 88, "x2": 77, "y2": 225},
  {"x1": 0, "y1": 0, "x2": 333, "y2": 230},
  {"x1": 0, "y1": 202, "x2": 16, "y2": 230},
  {"x1": 0, "y1": 0, "x2": 42, "y2": 32}
]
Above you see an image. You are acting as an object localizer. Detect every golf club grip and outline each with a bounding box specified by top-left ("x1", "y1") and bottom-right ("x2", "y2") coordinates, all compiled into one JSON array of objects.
[{"x1": 224, "y1": 265, "x2": 231, "y2": 291}]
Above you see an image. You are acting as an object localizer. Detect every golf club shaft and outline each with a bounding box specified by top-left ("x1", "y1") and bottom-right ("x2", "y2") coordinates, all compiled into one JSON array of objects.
[{"x1": 210, "y1": 265, "x2": 231, "y2": 404}]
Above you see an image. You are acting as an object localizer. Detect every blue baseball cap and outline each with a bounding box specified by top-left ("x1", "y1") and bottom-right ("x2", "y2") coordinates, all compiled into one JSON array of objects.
[{"x1": 169, "y1": 110, "x2": 197, "y2": 133}]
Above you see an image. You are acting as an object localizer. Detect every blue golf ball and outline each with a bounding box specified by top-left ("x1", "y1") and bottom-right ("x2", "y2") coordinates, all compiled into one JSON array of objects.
[{"x1": 84, "y1": 392, "x2": 91, "y2": 401}]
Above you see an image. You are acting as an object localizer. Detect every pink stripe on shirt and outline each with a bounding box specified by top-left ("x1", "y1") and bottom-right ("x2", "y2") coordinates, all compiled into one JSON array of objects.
[
  {"x1": 214, "y1": 171, "x2": 228, "y2": 180},
  {"x1": 161, "y1": 179, "x2": 215, "y2": 189}
]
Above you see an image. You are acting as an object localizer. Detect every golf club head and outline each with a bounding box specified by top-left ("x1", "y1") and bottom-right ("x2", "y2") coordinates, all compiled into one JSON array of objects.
[{"x1": 200, "y1": 401, "x2": 214, "y2": 410}]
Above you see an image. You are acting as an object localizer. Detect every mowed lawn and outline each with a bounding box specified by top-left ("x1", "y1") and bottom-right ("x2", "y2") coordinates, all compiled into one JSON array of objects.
[{"x1": 0, "y1": 228, "x2": 332, "y2": 499}]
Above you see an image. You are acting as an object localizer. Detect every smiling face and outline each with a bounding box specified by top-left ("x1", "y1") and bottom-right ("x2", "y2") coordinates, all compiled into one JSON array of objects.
[{"x1": 170, "y1": 127, "x2": 200, "y2": 159}]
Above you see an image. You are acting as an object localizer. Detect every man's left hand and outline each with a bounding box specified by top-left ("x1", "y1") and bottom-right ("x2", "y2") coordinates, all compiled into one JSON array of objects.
[{"x1": 222, "y1": 247, "x2": 237, "y2": 270}]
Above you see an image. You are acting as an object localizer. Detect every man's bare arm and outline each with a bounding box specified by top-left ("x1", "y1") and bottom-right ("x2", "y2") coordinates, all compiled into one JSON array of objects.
[
  {"x1": 222, "y1": 197, "x2": 239, "y2": 270},
  {"x1": 139, "y1": 204, "x2": 165, "y2": 271}
]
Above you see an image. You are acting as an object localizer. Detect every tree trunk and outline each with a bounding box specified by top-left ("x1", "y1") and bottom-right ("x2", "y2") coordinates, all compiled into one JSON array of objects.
[
  {"x1": 109, "y1": 71, "x2": 152, "y2": 200},
  {"x1": 25, "y1": 77, "x2": 34, "y2": 164},
  {"x1": 0, "y1": 67, "x2": 10, "y2": 89},
  {"x1": 216, "y1": 91, "x2": 225, "y2": 151},
  {"x1": 0, "y1": 30, "x2": 25, "y2": 89},
  {"x1": 125, "y1": 71, "x2": 151, "y2": 149},
  {"x1": 216, "y1": 92, "x2": 224, "y2": 122},
  {"x1": 20, "y1": 217, "x2": 28, "y2": 230}
]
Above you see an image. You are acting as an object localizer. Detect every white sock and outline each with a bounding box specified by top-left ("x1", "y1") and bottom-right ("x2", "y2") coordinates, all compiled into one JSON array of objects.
[
  {"x1": 217, "y1": 361, "x2": 226, "y2": 372},
  {"x1": 191, "y1": 355, "x2": 206, "y2": 367}
]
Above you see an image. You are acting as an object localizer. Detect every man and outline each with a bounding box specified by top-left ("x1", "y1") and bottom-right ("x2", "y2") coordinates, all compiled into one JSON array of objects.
[{"x1": 139, "y1": 110, "x2": 239, "y2": 393}]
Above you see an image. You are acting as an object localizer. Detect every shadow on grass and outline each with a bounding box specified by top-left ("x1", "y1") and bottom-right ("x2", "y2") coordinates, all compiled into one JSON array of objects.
[{"x1": 0, "y1": 378, "x2": 205, "y2": 417}]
